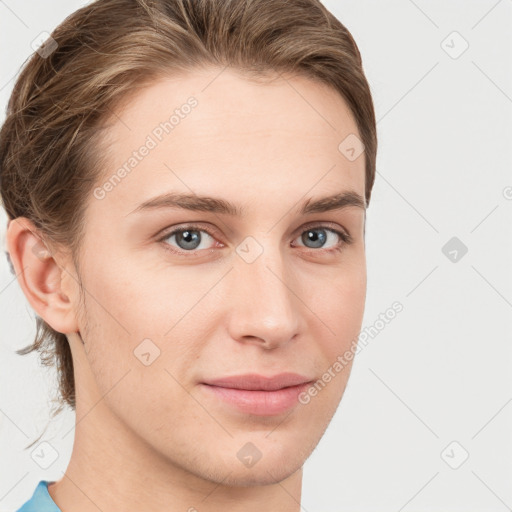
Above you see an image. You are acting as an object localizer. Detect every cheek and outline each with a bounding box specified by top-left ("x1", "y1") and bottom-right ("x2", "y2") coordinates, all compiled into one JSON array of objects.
[
  {"x1": 92, "y1": 249, "x2": 219, "y2": 333},
  {"x1": 77, "y1": 254, "x2": 206, "y2": 388},
  {"x1": 301, "y1": 275, "x2": 365, "y2": 419},
  {"x1": 319, "y1": 262, "x2": 367, "y2": 348},
  {"x1": 79, "y1": 289, "x2": 197, "y2": 435},
  {"x1": 79, "y1": 250, "x2": 176, "y2": 341}
]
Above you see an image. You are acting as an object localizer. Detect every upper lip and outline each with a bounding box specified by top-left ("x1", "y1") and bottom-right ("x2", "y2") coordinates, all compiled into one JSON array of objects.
[{"x1": 202, "y1": 372, "x2": 313, "y2": 391}]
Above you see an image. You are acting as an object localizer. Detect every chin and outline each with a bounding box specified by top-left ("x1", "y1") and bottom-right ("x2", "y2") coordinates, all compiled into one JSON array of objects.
[
  {"x1": 221, "y1": 462, "x2": 303, "y2": 488},
  {"x1": 185, "y1": 445, "x2": 306, "y2": 488}
]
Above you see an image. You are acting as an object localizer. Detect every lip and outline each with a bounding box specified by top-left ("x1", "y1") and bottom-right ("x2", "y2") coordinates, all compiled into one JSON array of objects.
[
  {"x1": 203, "y1": 372, "x2": 313, "y2": 391},
  {"x1": 200, "y1": 372, "x2": 314, "y2": 416}
]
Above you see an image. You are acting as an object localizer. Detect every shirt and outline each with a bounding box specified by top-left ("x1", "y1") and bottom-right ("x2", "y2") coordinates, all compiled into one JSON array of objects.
[{"x1": 16, "y1": 480, "x2": 61, "y2": 512}]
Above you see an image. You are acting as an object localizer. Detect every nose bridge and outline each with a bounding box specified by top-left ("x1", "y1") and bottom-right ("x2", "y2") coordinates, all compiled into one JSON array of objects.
[{"x1": 227, "y1": 236, "x2": 301, "y2": 347}]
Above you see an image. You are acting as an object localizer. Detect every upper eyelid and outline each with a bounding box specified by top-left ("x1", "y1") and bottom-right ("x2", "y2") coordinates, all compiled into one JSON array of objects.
[{"x1": 157, "y1": 223, "x2": 219, "y2": 240}]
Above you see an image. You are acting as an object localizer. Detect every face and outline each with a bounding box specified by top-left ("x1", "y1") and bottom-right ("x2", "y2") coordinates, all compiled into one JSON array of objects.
[{"x1": 67, "y1": 67, "x2": 367, "y2": 485}]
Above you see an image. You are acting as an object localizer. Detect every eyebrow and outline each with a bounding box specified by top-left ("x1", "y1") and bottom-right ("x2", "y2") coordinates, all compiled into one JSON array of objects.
[{"x1": 127, "y1": 190, "x2": 366, "y2": 216}]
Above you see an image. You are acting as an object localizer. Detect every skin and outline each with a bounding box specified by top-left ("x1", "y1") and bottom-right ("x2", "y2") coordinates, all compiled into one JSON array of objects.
[{"x1": 7, "y1": 67, "x2": 367, "y2": 512}]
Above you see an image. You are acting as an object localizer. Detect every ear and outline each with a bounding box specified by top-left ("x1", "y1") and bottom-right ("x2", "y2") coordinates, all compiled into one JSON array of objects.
[{"x1": 6, "y1": 217, "x2": 80, "y2": 335}]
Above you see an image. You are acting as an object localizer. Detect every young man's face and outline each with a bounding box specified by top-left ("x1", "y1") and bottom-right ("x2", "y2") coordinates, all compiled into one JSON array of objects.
[{"x1": 66, "y1": 67, "x2": 367, "y2": 486}]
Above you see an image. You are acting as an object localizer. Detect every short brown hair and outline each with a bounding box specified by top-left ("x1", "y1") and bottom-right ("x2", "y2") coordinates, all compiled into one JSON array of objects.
[{"x1": 0, "y1": 0, "x2": 377, "y2": 421}]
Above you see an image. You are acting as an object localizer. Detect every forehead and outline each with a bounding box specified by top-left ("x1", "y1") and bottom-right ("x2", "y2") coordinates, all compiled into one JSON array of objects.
[{"x1": 90, "y1": 67, "x2": 365, "y2": 219}]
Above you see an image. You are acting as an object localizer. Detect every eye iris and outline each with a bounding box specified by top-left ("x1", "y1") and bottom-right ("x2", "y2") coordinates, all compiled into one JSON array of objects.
[
  {"x1": 176, "y1": 229, "x2": 201, "y2": 250},
  {"x1": 303, "y1": 228, "x2": 327, "y2": 248}
]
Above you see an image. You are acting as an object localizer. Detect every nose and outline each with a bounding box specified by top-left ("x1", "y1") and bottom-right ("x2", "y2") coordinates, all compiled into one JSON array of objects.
[{"x1": 226, "y1": 242, "x2": 303, "y2": 350}]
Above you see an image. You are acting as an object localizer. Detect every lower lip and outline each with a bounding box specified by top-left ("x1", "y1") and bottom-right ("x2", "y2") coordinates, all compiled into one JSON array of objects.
[{"x1": 200, "y1": 382, "x2": 312, "y2": 416}]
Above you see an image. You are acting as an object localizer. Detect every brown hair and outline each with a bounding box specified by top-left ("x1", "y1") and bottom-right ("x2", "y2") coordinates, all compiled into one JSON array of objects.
[{"x1": 0, "y1": 0, "x2": 377, "y2": 428}]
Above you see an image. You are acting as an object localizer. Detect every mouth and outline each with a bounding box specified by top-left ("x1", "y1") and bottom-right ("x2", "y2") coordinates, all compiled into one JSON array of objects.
[{"x1": 200, "y1": 373, "x2": 314, "y2": 416}]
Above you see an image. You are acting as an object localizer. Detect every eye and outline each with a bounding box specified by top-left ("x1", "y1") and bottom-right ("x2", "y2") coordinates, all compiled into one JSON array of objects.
[
  {"x1": 157, "y1": 222, "x2": 353, "y2": 256},
  {"x1": 159, "y1": 224, "x2": 219, "y2": 255},
  {"x1": 292, "y1": 224, "x2": 353, "y2": 253}
]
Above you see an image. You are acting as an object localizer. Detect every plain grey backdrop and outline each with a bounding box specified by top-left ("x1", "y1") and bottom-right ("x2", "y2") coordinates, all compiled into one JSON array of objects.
[{"x1": 1, "y1": 1, "x2": 511, "y2": 511}]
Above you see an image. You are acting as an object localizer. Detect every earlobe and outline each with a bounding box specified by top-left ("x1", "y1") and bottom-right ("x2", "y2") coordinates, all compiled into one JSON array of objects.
[{"x1": 6, "y1": 217, "x2": 80, "y2": 335}]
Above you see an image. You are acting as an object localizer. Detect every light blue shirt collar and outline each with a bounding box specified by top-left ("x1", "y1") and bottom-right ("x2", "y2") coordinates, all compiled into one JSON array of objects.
[{"x1": 16, "y1": 480, "x2": 61, "y2": 512}]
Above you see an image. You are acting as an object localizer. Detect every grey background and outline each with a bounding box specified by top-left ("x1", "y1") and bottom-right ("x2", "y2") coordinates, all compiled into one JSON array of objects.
[{"x1": 1, "y1": 1, "x2": 511, "y2": 511}]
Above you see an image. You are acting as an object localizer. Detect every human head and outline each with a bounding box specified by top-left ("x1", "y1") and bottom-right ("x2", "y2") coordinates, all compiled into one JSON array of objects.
[{"x1": 1, "y1": 0, "x2": 376, "y2": 488}]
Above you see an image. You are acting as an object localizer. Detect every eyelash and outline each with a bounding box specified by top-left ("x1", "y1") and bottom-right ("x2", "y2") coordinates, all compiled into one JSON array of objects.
[{"x1": 157, "y1": 223, "x2": 353, "y2": 257}]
